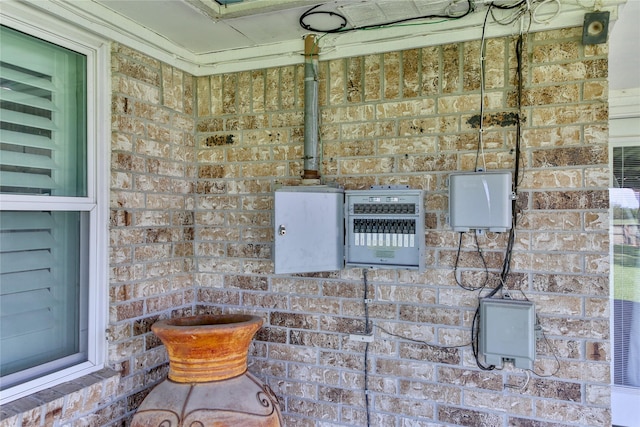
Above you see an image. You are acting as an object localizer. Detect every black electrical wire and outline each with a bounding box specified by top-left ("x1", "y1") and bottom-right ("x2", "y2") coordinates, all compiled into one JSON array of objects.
[
  {"x1": 364, "y1": 341, "x2": 371, "y2": 426},
  {"x1": 490, "y1": 0, "x2": 529, "y2": 10},
  {"x1": 299, "y1": 0, "x2": 474, "y2": 34},
  {"x1": 488, "y1": 0, "x2": 546, "y2": 27},
  {"x1": 474, "y1": 3, "x2": 493, "y2": 172},
  {"x1": 454, "y1": 232, "x2": 489, "y2": 291},
  {"x1": 299, "y1": 4, "x2": 348, "y2": 33},
  {"x1": 362, "y1": 269, "x2": 371, "y2": 427},
  {"x1": 476, "y1": 14, "x2": 527, "y2": 303},
  {"x1": 471, "y1": 304, "x2": 496, "y2": 370},
  {"x1": 491, "y1": 32, "x2": 525, "y2": 296},
  {"x1": 469, "y1": 1, "x2": 513, "y2": 368},
  {"x1": 363, "y1": 269, "x2": 371, "y2": 334},
  {"x1": 513, "y1": 33, "x2": 524, "y2": 190}
]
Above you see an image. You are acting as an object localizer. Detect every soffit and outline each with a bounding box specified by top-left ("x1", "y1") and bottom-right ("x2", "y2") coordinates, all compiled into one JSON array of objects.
[{"x1": 14, "y1": 0, "x2": 627, "y2": 75}]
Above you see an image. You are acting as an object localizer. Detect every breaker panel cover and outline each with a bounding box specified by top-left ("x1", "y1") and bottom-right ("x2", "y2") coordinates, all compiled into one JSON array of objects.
[
  {"x1": 449, "y1": 171, "x2": 513, "y2": 232},
  {"x1": 274, "y1": 186, "x2": 344, "y2": 274},
  {"x1": 345, "y1": 188, "x2": 425, "y2": 271}
]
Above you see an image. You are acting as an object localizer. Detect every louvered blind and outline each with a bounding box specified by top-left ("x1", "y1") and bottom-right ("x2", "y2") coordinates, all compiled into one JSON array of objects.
[
  {"x1": 0, "y1": 25, "x2": 88, "y2": 387},
  {"x1": 612, "y1": 145, "x2": 640, "y2": 388},
  {"x1": 0, "y1": 65, "x2": 58, "y2": 194},
  {"x1": 0, "y1": 211, "x2": 82, "y2": 377}
]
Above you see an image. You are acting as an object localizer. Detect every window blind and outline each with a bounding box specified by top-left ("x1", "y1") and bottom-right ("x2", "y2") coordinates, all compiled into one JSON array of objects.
[
  {"x1": 0, "y1": 65, "x2": 58, "y2": 194},
  {"x1": 0, "y1": 211, "x2": 81, "y2": 377},
  {"x1": 612, "y1": 145, "x2": 640, "y2": 388}
]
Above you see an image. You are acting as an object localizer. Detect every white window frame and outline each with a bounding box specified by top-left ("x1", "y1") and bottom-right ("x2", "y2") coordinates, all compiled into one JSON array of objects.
[
  {"x1": 0, "y1": 2, "x2": 109, "y2": 405},
  {"x1": 609, "y1": 88, "x2": 640, "y2": 427}
]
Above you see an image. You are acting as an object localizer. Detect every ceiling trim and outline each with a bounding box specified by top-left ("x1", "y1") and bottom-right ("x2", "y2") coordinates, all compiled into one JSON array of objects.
[
  {"x1": 185, "y1": 0, "x2": 317, "y2": 19},
  {"x1": 610, "y1": 88, "x2": 640, "y2": 120},
  {"x1": 13, "y1": 0, "x2": 625, "y2": 76}
]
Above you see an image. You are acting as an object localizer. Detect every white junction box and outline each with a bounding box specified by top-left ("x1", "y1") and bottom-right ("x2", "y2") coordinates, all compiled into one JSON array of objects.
[
  {"x1": 448, "y1": 171, "x2": 513, "y2": 232},
  {"x1": 479, "y1": 298, "x2": 536, "y2": 370},
  {"x1": 274, "y1": 186, "x2": 344, "y2": 274}
]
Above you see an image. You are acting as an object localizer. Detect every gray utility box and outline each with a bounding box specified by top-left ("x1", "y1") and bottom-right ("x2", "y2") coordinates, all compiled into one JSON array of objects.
[
  {"x1": 345, "y1": 188, "x2": 425, "y2": 271},
  {"x1": 448, "y1": 171, "x2": 513, "y2": 232},
  {"x1": 479, "y1": 298, "x2": 536, "y2": 370},
  {"x1": 274, "y1": 186, "x2": 344, "y2": 274}
]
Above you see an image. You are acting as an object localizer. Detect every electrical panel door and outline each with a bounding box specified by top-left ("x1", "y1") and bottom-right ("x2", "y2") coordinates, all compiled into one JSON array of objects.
[
  {"x1": 274, "y1": 186, "x2": 344, "y2": 274},
  {"x1": 345, "y1": 188, "x2": 425, "y2": 271}
]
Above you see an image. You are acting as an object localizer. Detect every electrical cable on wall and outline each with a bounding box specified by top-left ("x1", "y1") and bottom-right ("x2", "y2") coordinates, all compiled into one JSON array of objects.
[
  {"x1": 362, "y1": 269, "x2": 371, "y2": 427},
  {"x1": 475, "y1": 3, "x2": 493, "y2": 173},
  {"x1": 299, "y1": 0, "x2": 474, "y2": 34},
  {"x1": 375, "y1": 325, "x2": 472, "y2": 349},
  {"x1": 469, "y1": 6, "x2": 561, "y2": 377},
  {"x1": 358, "y1": 269, "x2": 475, "y2": 425},
  {"x1": 305, "y1": 0, "x2": 569, "y2": 396},
  {"x1": 467, "y1": 1, "x2": 525, "y2": 371},
  {"x1": 453, "y1": 232, "x2": 489, "y2": 291}
]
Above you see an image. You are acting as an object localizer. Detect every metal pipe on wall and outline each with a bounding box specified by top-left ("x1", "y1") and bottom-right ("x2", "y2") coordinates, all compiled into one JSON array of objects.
[{"x1": 303, "y1": 34, "x2": 320, "y2": 182}]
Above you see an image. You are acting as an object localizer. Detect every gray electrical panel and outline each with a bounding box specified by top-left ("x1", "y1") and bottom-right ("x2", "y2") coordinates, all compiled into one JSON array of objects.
[
  {"x1": 479, "y1": 298, "x2": 536, "y2": 369},
  {"x1": 345, "y1": 188, "x2": 425, "y2": 271},
  {"x1": 449, "y1": 171, "x2": 513, "y2": 232},
  {"x1": 274, "y1": 186, "x2": 344, "y2": 274}
]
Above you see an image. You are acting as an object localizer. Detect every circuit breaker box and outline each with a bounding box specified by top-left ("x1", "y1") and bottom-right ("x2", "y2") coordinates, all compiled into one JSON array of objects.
[
  {"x1": 345, "y1": 188, "x2": 425, "y2": 271},
  {"x1": 274, "y1": 186, "x2": 344, "y2": 274}
]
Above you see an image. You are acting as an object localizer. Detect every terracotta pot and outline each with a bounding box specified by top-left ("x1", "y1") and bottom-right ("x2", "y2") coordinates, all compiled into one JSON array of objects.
[{"x1": 131, "y1": 314, "x2": 282, "y2": 427}]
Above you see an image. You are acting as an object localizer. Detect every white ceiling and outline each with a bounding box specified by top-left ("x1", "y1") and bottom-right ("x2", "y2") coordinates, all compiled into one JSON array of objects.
[
  {"x1": 94, "y1": 0, "x2": 318, "y2": 55},
  {"x1": 90, "y1": 0, "x2": 478, "y2": 55},
  {"x1": 13, "y1": 0, "x2": 637, "y2": 81}
]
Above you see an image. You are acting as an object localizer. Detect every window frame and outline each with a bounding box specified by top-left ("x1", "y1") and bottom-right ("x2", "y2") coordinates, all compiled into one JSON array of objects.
[{"x1": 0, "y1": 3, "x2": 109, "y2": 404}]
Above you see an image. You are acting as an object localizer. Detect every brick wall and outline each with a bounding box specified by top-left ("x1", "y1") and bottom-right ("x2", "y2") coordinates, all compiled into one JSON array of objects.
[
  {"x1": 2, "y1": 25, "x2": 609, "y2": 427},
  {"x1": 108, "y1": 43, "x2": 198, "y2": 424},
  {"x1": 192, "y1": 27, "x2": 610, "y2": 426}
]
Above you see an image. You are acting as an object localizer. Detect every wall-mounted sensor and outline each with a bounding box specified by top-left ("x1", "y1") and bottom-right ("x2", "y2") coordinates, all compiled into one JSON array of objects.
[{"x1": 448, "y1": 171, "x2": 512, "y2": 232}]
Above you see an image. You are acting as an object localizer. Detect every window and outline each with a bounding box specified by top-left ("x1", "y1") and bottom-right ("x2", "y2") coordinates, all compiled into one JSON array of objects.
[
  {"x1": 611, "y1": 141, "x2": 640, "y2": 426},
  {"x1": 610, "y1": 96, "x2": 640, "y2": 426},
  {"x1": 612, "y1": 145, "x2": 640, "y2": 387},
  {"x1": 0, "y1": 7, "x2": 107, "y2": 404}
]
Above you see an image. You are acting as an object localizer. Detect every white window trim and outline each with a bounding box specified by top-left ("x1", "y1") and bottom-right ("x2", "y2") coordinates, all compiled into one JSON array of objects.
[
  {"x1": 0, "y1": 2, "x2": 110, "y2": 405},
  {"x1": 609, "y1": 87, "x2": 640, "y2": 427}
]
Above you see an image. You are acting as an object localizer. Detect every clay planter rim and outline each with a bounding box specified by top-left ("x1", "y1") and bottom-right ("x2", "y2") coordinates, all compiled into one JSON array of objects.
[
  {"x1": 151, "y1": 314, "x2": 263, "y2": 383},
  {"x1": 151, "y1": 314, "x2": 263, "y2": 332}
]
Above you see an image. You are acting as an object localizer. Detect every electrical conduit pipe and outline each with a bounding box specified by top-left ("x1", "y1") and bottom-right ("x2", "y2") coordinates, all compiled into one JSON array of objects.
[{"x1": 302, "y1": 34, "x2": 321, "y2": 184}]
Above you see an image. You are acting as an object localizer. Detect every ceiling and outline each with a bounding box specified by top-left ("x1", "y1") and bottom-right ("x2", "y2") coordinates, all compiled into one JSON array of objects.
[
  {"x1": 14, "y1": 0, "x2": 636, "y2": 80},
  {"x1": 91, "y1": 0, "x2": 475, "y2": 55}
]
